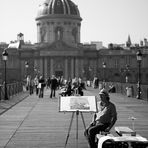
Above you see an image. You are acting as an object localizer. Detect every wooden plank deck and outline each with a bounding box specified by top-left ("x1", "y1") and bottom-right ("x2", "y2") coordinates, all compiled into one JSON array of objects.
[{"x1": 0, "y1": 88, "x2": 148, "y2": 148}]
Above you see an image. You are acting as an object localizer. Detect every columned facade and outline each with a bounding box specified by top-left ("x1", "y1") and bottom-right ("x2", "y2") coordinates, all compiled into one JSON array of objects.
[{"x1": 22, "y1": 0, "x2": 85, "y2": 80}]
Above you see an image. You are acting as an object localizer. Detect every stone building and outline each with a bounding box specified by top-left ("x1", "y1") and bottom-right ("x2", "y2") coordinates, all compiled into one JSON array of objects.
[
  {"x1": 19, "y1": 0, "x2": 98, "y2": 80},
  {"x1": 0, "y1": 0, "x2": 148, "y2": 85}
]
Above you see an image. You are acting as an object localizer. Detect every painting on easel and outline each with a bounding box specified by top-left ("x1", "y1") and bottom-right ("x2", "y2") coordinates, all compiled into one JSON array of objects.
[{"x1": 59, "y1": 96, "x2": 97, "y2": 112}]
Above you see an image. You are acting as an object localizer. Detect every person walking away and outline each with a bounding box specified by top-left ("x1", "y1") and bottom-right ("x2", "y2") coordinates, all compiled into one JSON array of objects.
[
  {"x1": 65, "y1": 81, "x2": 73, "y2": 96},
  {"x1": 84, "y1": 89, "x2": 117, "y2": 148},
  {"x1": 29, "y1": 77, "x2": 34, "y2": 95},
  {"x1": 38, "y1": 76, "x2": 45, "y2": 98},
  {"x1": 26, "y1": 75, "x2": 30, "y2": 91},
  {"x1": 50, "y1": 75, "x2": 58, "y2": 98},
  {"x1": 27, "y1": 75, "x2": 33, "y2": 95},
  {"x1": 34, "y1": 75, "x2": 39, "y2": 95},
  {"x1": 47, "y1": 76, "x2": 51, "y2": 89},
  {"x1": 78, "y1": 83, "x2": 84, "y2": 96}
]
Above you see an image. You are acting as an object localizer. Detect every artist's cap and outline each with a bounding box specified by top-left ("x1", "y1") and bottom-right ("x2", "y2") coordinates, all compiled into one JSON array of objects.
[{"x1": 99, "y1": 88, "x2": 109, "y2": 97}]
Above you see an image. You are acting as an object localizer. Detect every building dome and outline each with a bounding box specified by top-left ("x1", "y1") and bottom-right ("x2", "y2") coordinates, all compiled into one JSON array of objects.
[
  {"x1": 36, "y1": 0, "x2": 82, "y2": 46},
  {"x1": 37, "y1": 0, "x2": 81, "y2": 19}
]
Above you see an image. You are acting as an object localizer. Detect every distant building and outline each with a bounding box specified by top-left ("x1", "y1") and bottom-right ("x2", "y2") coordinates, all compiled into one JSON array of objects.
[
  {"x1": 0, "y1": 0, "x2": 98, "y2": 82},
  {"x1": 91, "y1": 41, "x2": 104, "y2": 50},
  {"x1": 0, "y1": 0, "x2": 148, "y2": 85},
  {"x1": 144, "y1": 38, "x2": 148, "y2": 46},
  {"x1": 126, "y1": 35, "x2": 132, "y2": 47}
]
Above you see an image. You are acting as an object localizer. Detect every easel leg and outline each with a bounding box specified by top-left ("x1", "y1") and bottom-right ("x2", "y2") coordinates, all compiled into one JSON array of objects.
[
  {"x1": 81, "y1": 112, "x2": 90, "y2": 148},
  {"x1": 64, "y1": 111, "x2": 87, "y2": 148},
  {"x1": 76, "y1": 110, "x2": 79, "y2": 148},
  {"x1": 64, "y1": 112, "x2": 75, "y2": 148},
  {"x1": 80, "y1": 112, "x2": 86, "y2": 131}
]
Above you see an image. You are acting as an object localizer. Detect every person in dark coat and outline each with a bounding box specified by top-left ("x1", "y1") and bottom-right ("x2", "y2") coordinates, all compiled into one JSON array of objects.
[
  {"x1": 65, "y1": 81, "x2": 73, "y2": 96},
  {"x1": 50, "y1": 75, "x2": 58, "y2": 98},
  {"x1": 38, "y1": 76, "x2": 45, "y2": 98}
]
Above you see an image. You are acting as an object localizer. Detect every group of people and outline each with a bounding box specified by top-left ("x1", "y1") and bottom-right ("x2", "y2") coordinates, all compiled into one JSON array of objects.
[
  {"x1": 26, "y1": 75, "x2": 117, "y2": 148},
  {"x1": 26, "y1": 75, "x2": 46, "y2": 98},
  {"x1": 25, "y1": 75, "x2": 85, "y2": 98},
  {"x1": 59, "y1": 77, "x2": 85, "y2": 96},
  {"x1": 26, "y1": 74, "x2": 58, "y2": 98}
]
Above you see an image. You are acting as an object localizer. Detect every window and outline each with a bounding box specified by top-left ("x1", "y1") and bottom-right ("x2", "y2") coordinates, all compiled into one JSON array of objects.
[
  {"x1": 72, "y1": 28, "x2": 77, "y2": 43},
  {"x1": 55, "y1": 27, "x2": 63, "y2": 41},
  {"x1": 115, "y1": 58, "x2": 119, "y2": 68}
]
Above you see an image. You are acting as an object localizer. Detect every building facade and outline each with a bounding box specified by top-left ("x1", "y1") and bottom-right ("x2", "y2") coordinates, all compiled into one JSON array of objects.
[
  {"x1": 0, "y1": 0, "x2": 148, "y2": 85},
  {"x1": 19, "y1": 0, "x2": 98, "y2": 81}
]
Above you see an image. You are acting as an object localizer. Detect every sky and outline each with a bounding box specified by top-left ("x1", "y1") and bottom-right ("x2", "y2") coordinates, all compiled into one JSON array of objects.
[{"x1": 0, "y1": 0, "x2": 148, "y2": 47}]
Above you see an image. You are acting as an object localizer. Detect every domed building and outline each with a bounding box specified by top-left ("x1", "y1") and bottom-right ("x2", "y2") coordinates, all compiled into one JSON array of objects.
[
  {"x1": 19, "y1": 0, "x2": 98, "y2": 80},
  {"x1": 36, "y1": 0, "x2": 81, "y2": 45},
  {"x1": 2, "y1": 0, "x2": 148, "y2": 90}
]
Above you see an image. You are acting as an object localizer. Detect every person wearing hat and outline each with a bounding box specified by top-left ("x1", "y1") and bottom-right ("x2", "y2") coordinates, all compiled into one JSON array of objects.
[{"x1": 84, "y1": 89, "x2": 117, "y2": 148}]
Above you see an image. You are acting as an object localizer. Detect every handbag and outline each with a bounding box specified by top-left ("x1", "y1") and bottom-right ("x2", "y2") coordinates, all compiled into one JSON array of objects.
[{"x1": 38, "y1": 83, "x2": 41, "y2": 88}]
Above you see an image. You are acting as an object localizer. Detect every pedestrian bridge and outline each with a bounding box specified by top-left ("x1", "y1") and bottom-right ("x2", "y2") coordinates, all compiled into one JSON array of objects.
[{"x1": 0, "y1": 88, "x2": 148, "y2": 148}]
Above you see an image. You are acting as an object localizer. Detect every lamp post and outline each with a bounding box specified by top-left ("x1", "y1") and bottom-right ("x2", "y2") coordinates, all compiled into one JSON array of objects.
[
  {"x1": 136, "y1": 50, "x2": 142, "y2": 99},
  {"x1": 34, "y1": 66, "x2": 39, "y2": 77},
  {"x1": 125, "y1": 64, "x2": 130, "y2": 83},
  {"x1": 120, "y1": 64, "x2": 130, "y2": 83},
  {"x1": 25, "y1": 61, "x2": 29, "y2": 77},
  {"x1": 102, "y1": 62, "x2": 106, "y2": 82},
  {"x1": 82, "y1": 68, "x2": 85, "y2": 80},
  {"x1": 2, "y1": 49, "x2": 8, "y2": 100},
  {"x1": 102, "y1": 62, "x2": 106, "y2": 88},
  {"x1": 88, "y1": 66, "x2": 92, "y2": 80}
]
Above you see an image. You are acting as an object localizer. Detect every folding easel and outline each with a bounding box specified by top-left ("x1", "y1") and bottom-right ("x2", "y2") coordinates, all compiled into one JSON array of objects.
[{"x1": 64, "y1": 110, "x2": 87, "y2": 148}]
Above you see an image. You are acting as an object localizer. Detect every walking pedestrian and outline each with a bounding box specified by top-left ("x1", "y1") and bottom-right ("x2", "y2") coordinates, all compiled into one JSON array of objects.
[
  {"x1": 34, "y1": 75, "x2": 39, "y2": 95},
  {"x1": 50, "y1": 75, "x2": 58, "y2": 98},
  {"x1": 38, "y1": 76, "x2": 45, "y2": 98}
]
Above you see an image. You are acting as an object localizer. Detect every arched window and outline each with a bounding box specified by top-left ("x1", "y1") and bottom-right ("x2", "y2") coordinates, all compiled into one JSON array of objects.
[
  {"x1": 72, "y1": 28, "x2": 77, "y2": 43},
  {"x1": 55, "y1": 27, "x2": 63, "y2": 41}
]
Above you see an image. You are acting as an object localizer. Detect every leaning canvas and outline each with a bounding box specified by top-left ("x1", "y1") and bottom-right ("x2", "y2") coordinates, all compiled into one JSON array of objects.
[{"x1": 59, "y1": 96, "x2": 97, "y2": 112}]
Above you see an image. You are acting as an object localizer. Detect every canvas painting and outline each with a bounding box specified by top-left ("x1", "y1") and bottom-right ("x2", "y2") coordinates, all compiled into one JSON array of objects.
[{"x1": 59, "y1": 96, "x2": 97, "y2": 112}]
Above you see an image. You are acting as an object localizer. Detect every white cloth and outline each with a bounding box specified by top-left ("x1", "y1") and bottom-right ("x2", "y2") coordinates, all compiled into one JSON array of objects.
[{"x1": 38, "y1": 83, "x2": 41, "y2": 88}]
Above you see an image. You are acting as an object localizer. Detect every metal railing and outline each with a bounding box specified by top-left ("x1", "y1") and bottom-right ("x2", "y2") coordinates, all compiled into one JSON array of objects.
[
  {"x1": 104, "y1": 82, "x2": 148, "y2": 101},
  {"x1": 0, "y1": 82, "x2": 23, "y2": 101},
  {"x1": 88, "y1": 80, "x2": 148, "y2": 101}
]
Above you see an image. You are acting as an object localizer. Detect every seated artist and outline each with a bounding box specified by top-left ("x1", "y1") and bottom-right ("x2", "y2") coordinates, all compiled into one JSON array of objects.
[{"x1": 84, "y1": 89, "x2": 117, "y2": 148}]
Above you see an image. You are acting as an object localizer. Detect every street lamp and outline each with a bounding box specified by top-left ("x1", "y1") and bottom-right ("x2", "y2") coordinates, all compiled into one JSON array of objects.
[
  {"x1": 136, "y1": 50, "x2": 142, "y2": 99},
  {"x1": 88, "y1": 66, "x2": 92, "y2": 80},
  {"x1": 102, "y1": 62, "x2": 106, "y2": 88},
  {"x1": 34, "y1": 66, "x2": 40, "y2": 77},
  {"x1": 125, "y1": 64, "x2": 130, "y2": 83},
  {"x1": 82, "y1": 68, "x2": 85, "y2": 79},
  {"x1": 2, "y1": 49, "x2": 8, "y2": 100},
  {"x1": 102, "y1": 62, "x2": 106, "y2": 82},
  {"x1": 120, "y1": 64, "x2": 130, "y2": 83},
  {"x1": 25, "y1": 61, "x2": 29, "y2": 68},
  {"x1": 25, "y1": 61, "x2": 29, "y2": 77}
]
